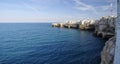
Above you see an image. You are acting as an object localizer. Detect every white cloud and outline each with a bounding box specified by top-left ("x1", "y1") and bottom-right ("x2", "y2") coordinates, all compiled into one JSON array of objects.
[
  {"x1": 22, "y1": 1, "x2": 40, "y2": 14},
  {"x1": 97, "y1": 5, "x2": 110, "y2": 11},
  {"x1": 73, "y1": 0, "x2": 97, "y2": 14},
  {"x1": 73, "y1": 0, "x2": 117, "y2": 16}
]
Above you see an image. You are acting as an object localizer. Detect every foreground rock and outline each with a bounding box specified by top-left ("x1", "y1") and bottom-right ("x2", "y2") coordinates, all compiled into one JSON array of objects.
[{"x1": 101, "y1": 37, "x2": 116, "y2": 64}]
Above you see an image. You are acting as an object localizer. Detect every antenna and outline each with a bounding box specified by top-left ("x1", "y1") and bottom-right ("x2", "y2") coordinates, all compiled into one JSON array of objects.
[
  {"x1": 110, "y1": 0, "x2": 113, "y2": 16},
  {"x1": 110, "y1": 3, "x2": 113, "y2": 16}
]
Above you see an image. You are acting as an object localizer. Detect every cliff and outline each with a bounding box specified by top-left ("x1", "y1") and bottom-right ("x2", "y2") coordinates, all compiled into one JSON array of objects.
[
  {"x1": 52, "y1": 20, "x2": 95, "y2": 30},
  {"x1": 101, "y1": 37, "x2": 116, "y2": 64},
  {"x1": 94, "y1": 16, "x2": 116, "y2": 38},
  {"x1": 52, "y1": 16, "x2": 116, "y2": 64},
  {"x1": 79, "y1": 19, "x2": 95, "y2": 30}
]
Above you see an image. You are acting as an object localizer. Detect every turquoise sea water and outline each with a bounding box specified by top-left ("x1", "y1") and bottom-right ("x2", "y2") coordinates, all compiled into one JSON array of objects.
[{"x1": 0, "y1": 23, "x2": 106, "y2": 64}]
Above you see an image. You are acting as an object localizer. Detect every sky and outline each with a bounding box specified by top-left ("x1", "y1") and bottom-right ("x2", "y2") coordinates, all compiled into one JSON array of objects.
[{"x1": 0, "y1": 0, "x2": 117, "y2": 23}]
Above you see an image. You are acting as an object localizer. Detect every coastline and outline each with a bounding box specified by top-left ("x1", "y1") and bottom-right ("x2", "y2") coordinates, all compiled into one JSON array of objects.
[{"x1": 52, "y1": 16, "x2": 116, "y2": 64}]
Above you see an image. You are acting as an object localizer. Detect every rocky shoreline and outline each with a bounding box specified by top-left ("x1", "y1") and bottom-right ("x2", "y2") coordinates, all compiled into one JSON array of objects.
[
  {"x1": 101, "y1": 36, "x2": 116, "y2": 64},
  {"x1": 52, "y1": 16, "x2": 116, "y2": 64}
]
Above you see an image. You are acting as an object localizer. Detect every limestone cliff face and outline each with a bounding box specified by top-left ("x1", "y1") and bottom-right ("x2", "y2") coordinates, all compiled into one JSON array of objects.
[
  {"x1": 79, "y1": 19, "x2": 95, "y2": 30},
  {"x1": 101, "y1": 37, "x2": 116, "y2": 64},
  {"x1": 94, "y1": 16, "x2": 116, "y2": 38}
]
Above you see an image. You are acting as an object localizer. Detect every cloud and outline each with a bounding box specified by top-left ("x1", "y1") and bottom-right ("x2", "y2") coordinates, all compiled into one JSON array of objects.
[
  {"x1": 21, "y1": 1, "x2": 40, "y2": 14},
  {"x1": 96, "y1": 3, "x2": 116, "y2": 13},
  {"x1": 73, "y1": 0, "x2": 117, "y2": 16},
  {"x1": 73, "y1": 0, "x2": 97, "y2": 14},
  {"x1": 31, "y1": 0, "x2": 60, "y2": 4},
  {"x1": 98, "y1": 5, "x2": 110, "y2": 11}
]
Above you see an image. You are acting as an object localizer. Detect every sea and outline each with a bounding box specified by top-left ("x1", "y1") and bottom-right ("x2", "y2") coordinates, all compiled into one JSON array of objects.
[{"x1": 0, "y1": 23, "x2": 106, "y2": 64}]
